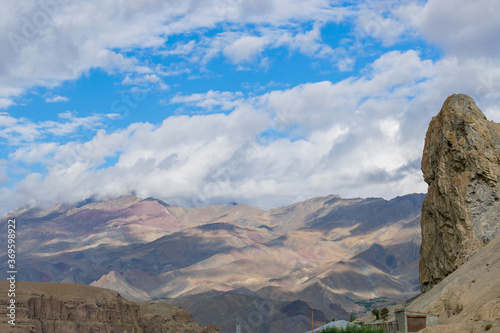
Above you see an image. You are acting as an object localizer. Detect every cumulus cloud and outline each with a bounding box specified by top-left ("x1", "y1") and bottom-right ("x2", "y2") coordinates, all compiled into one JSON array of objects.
[
  {"x1": 399, "y1": 0, "x2": 500, "y2": 58},
  {"x1": 5, "y1": 48, "x2": 494, "y2": 213},
  {"x1": 2, "y1": 1, "x2": 500, "y2": 214},
  {"x1": 0, "y1": 0, "x2": 350, "y2": 106},
  {"x1": 223, "y1": 36, "x2": 271, "y2": 63},
  {"x1": 3, "y1": 55, "x2": 500, "y2": 212}
]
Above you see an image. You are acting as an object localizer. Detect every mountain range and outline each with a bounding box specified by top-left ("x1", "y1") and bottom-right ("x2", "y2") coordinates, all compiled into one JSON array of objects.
[{"x1": 7, "y1": 192, "x2": 424, "y2": 332}]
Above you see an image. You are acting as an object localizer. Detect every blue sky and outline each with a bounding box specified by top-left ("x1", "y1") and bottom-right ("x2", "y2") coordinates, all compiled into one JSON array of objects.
[{"x1": 1, "y1": 0, "x2": 500, "y2": 213}]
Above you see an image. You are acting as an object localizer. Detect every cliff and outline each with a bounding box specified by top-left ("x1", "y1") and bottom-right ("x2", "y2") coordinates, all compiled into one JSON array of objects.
[
  {"x1": 419, "y1": 94, "x2": 500, "y2": 292},
  {"x1": 0, "y1": 281, "x2": 219, "y2": 333}
]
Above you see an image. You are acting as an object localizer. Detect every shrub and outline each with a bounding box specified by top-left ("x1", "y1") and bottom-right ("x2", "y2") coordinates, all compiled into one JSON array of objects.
[
  {"x1": 320, "y1": 325, "x2": 385, "y2": 333},
  {"x1": 485, "y1": 323, "x2": 492, "y2": 331},
  {"x1": 371, "y1": 308, "x2": 380, "y2": 320},
  {"x1": 380, "y1": 307, "x2": 389, "y2": 321},
  {"x1": 350, "y1": 313, "x2": 355, "y2": 322}
]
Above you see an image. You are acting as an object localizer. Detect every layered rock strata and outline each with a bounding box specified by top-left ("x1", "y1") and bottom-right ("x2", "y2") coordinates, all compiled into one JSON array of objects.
[{"x1": 0, "y1": 281, "x2": 219, "y2": 333}]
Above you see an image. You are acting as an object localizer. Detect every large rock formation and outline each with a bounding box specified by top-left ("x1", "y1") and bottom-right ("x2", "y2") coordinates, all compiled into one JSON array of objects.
[
  {"x1": 419, "y1": 94, "x2": 500, "y2": 292},
  {"x1": 0, "y1": 281, "x2": 219, "y2": 333}
]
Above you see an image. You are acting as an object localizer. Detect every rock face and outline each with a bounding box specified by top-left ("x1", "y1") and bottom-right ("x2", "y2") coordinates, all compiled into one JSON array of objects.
[
  {"x1": 0, "y1": 281, "x2": 219, "y2": 333},
  {"x1": 419, "y1": 94, "x2": 500, "y2": 292}
]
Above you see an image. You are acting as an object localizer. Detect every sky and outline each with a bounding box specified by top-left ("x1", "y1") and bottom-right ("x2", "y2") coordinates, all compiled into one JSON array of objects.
[{"x1": 1, "y1": 0, "x2": 500, "y2": 213}]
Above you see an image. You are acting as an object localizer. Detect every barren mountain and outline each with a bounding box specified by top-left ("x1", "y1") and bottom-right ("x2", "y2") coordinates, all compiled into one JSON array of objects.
[
  {"x1": 0, "y1": 281, "x2": 219, "y2": 333},
  {"x1": 5, "y1": 193, "x2": 425, "y2": 332}
]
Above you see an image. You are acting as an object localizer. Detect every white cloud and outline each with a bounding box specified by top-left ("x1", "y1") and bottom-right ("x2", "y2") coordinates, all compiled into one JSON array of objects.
[
  {"x1": 170, "y1": 90, "x2": 245, "y2": 112},
  {"x1": 355, "y1": 2, "x2": 408, "y2": 46},
  {"x1": 2, "y1": 1, "x2": 500, "y2": 214},
  {"x1": 223, "y1": 36, "x2": 271, "y2": 63},
  {"x1": 8, "y1": 0, "x2": 497, "y2": 110},
  {"x1": 399, "y1": 0, "x2": 500, "y2": 58},
  {"x1": 0, "y1": 50, "x2": 431, "y2": 212},
  {"x1": 0, "y1": 111, "x2": 115, "y2": 144},
  {"x1": 2, "y1": 45, "x2": 500, "y2": 213},
  {"x1": 0, "y1": 0, "x2": 351, "y2": 106},
  {"x1": 45, "y1": 95, "x2": 69, "y2": 103}
]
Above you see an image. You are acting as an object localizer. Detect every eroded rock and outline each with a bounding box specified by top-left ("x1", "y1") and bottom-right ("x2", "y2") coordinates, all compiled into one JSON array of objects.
[
  {"x1": 419, "y1": 94, "x2": 500, "y2": 292},
  {"x1": 0, "y1": 281, "x2": 219, "y2": 333}
]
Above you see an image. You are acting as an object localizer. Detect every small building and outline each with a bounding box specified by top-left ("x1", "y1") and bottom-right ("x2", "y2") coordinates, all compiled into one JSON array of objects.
[{"x1": 395, "y1": 308, "x2": 438, "y2": 332}]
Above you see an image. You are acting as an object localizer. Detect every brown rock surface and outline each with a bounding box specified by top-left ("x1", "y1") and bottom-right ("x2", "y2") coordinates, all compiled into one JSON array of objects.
[
  {"x1": 419, "y1": 93, "x2": 500, "y2": 292},
  {"x1": 0, "y1": 281, "x2": 219, "y2": 333}
]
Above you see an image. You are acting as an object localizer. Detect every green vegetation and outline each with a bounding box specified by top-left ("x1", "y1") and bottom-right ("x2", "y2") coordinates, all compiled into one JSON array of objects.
[
  {"x1": 371, "y1": 308, "x2": 380, "y2": 320},
  {"x1": 355, "y1": 297, "x2": 395, "y2": 312},
  {"x1": 350, "y1": 313, "x2": 356, "y2": 322},
  {"x1": 380, "y1": 307, "x2": 389, "y2": 321},
  {"x1": 485, "y1": 323, "x2": 492, "y2": 331},
  {"x1": 320, "y1": 325, "x2": 385, "y2": 333}
]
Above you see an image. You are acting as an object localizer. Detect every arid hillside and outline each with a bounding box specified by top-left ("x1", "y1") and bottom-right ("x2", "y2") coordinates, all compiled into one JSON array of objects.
[
  {"x1": 5, "y1": 192, "x2": 424, "y2": 332},
  {"x1": 0, "y1": 281, "x2": 219, "y2": 333}
]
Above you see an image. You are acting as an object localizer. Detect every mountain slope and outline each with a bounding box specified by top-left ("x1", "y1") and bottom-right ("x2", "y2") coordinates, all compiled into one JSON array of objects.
[
  {"x1": 5, "y1": 193, "x2": 425, "y2": 332},
  {"x1": 408, "y1": 233, "x2": 500, "y2": 332}
]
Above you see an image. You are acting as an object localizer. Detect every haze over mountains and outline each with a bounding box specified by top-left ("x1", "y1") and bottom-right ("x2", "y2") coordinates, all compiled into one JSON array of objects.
[{"x1": 8, "y1": 192, "x2": 424, "y2": 332}]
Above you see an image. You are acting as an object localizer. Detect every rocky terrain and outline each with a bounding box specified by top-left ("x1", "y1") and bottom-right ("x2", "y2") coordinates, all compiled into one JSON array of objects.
[
  {"x1": 0, "y1": 281, "x2": 219, "y2": 333},
  {"x1": 420, "y1": 94, "x2": 500, "y2": 292},
  {"x1": 4, "y1": 193, "x2": 424, "y2": 332}
]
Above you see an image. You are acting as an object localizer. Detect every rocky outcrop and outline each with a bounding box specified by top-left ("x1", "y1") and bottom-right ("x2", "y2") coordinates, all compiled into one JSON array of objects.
[
  {"x1": 0, "y1": 281, "x2": 219, "y2": 333},
  {"x1": 419, "y1": 94, "x2": 500, "y2": 292}
]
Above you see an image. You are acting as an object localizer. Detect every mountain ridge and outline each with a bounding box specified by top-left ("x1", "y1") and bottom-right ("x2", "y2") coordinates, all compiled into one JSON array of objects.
[{"x1": 6, "y1": 192, "x2": 425, "y2": 332}]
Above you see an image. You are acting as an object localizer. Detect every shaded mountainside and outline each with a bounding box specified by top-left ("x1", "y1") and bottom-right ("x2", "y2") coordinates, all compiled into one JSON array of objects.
[
  {"x1": 0, "y1": 281, "x2": 219, "y2": 333},
  {"x1": 166, "y1": 289, "x2": 328, "y2": 333},
  {"x1": 3, "y1": 193, "x2": 425, "y2": 332}
]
